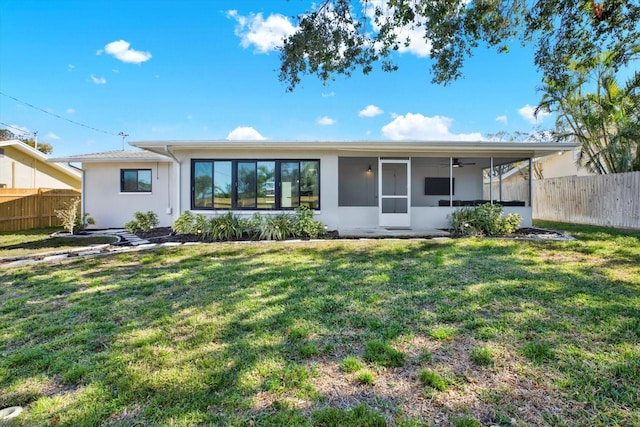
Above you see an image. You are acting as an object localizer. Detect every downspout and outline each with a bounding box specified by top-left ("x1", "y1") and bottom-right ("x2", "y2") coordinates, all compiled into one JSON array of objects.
[{"x1": 162, "y1": 145, "x2": 181, "y2": 219}]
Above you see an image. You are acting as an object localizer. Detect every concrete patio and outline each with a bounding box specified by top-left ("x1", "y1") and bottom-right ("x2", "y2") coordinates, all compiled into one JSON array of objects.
[{"x1": 337, "y1": 227, "x2": 450, "y2": 239}]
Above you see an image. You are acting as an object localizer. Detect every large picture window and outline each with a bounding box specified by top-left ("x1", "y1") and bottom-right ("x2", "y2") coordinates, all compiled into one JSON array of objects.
[
  {"x1": 191, "y1": 159, "x2": 320, "y2": 210},
  {"x1": 121, "y1": 169, "x2": 152, "y2": 192}
]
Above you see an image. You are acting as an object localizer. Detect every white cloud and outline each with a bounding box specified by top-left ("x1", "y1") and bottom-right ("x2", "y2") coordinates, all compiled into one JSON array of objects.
[
  {"x1": 66, "y1": 108, "x2": 76, "y2": 114},
  {"x1": 364, "y1": 0, "x2": 432, "y2": 57},
  {"x1": 518, "y1": 104, "x2": 551, "y2": 124},
  {"x1": 46, "y1": 132, "x2": 60, "y2": 140},
  {"x1": 226, "y1": 126, "x2": 267, "y2": 140},
  {"x1": 67, "y1": 64, "x2": 75, "y2": 71},
  {"x1": 98, "y1": 40, "x2": 152, "y2": 64},
  {"x1": 322, "y1": 92, "x2": 336, "y2": 98},
  {"x1": 227, "y1": 10, "x2": 297, "y2": 53},
  {"x1": 495, "y1": 115, "x2": 508, "y2": 125},
  {"x1": 90, "y1": 75, "x2": 106, "y2": 84},
  {"x1": 8, "y1": 124, "x2": 30, "y2": 137},
  {"x1": 359, "y1": 104, "x2": 383, "y2": 118},
  {"x1": 316, "y1": 116, "x2": 336, "y2": 126},
  {"x1": 381, "y1": 113, "x2": 483, "y2": 141}
]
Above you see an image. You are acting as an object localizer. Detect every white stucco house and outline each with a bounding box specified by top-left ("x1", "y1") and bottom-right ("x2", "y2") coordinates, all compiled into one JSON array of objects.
[{"x1": 49, "y1": 140, "x2": 578, "y2": 232}]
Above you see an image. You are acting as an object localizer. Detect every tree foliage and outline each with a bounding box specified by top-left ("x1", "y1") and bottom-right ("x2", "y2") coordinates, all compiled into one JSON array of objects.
[
  {"x1": 279, "y1": 0, "x2": 640, "y2": 91},
  {"x1": 537, "y1": 52, "x2": 640, "y2": 174},
  {"x1": 0, "y1": 128, "x2": 54, "y2": 154}
]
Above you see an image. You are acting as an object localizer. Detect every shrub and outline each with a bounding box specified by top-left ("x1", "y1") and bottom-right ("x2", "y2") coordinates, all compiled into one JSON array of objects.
[
  {"x1": 210, "y1": 212, "x2": 244, "y2": 241},
  {"x1": 172, "y1": 210, "x2": 196, "y2": 234},
  {"x1": 125, "y1": 211, "x2": 159, "y2": 233},
  {"x1": 448, "y1": 207, "x2": 480, "y2": 236},
  {"x1": 293, "y1": 206, "x2": 326, "y2": 239},
  {"x1": 448, "y1": 203, "x2": 521, "y2": 236},
  {"x1": 259, "y1": 214, "x2": 294, "y2": 240},
  {"x1": 55, "y1": 198, "x2": 94, "y2": 234}
]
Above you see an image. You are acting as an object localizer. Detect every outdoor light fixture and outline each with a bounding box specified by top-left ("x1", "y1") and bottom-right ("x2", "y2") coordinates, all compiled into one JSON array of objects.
[{"x1": 367, "y1": 164, "x2": 373, "y2": 173}]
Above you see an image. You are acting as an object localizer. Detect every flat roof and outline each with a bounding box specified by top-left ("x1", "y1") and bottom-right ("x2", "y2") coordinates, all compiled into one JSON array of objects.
[{"x1": 131, "y1": 139, "x2": 580, "y2": 157}]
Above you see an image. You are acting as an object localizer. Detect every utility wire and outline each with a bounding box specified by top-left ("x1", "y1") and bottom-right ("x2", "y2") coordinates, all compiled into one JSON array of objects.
[
  {"x1": 0, "y1": 121, "x2": 34, "y2": 136},
  {"x1": 0, "y1": 91, "x2": 120, "y2": 136}
]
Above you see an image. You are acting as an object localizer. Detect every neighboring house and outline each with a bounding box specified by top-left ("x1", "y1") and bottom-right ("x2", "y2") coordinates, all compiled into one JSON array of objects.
[
  {"x1": 490, "y1": 148, "x2": 591, "y2": 185},
  {"x1": 49, "y1": 140, "x2": 578, "y2": 231},
  {"x1": 0, "y1": 140, "x2": 81, "y2": 189}
]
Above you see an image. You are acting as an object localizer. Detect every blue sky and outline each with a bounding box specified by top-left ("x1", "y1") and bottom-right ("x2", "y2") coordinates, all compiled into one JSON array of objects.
[{"x1": 0, "y1": 0, "x2": 553, "y2": 157}]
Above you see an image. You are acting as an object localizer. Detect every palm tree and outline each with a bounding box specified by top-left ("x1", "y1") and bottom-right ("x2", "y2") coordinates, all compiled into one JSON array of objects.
[{"x1": 537, "y1": 51, "x2": 640, "y2": 174}]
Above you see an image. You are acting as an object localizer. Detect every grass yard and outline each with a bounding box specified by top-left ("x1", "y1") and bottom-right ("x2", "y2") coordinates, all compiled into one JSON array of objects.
[
  {"x1": 0, "y1": 222, "x2": 639, "y2": 426},
  {"x1": 0, "y1": 228, "x2": 116, "y2": 259}
]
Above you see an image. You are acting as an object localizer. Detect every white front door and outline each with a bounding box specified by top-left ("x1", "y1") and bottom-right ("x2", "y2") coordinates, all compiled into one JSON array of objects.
[{"x1": 379, "y1": 159, "x2": 411, "y2": 228}]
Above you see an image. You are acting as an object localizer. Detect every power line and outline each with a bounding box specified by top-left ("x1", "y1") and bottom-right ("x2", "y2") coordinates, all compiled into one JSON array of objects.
[
  {"x1": 0, "y1": 121, "x2": 34, "y2": 136},
  {"x1": 0, "y1": 91, "x2": 120, "y2": 137}
]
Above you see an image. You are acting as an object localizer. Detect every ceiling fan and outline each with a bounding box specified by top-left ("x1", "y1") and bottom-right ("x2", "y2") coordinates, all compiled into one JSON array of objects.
[{"x1": 439, "y1": 158, "x2": 477, "y2": 168}]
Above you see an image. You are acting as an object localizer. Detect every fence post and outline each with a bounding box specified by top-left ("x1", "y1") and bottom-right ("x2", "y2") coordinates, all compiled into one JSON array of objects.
[{"x1": 37, "y1": 188, "x2": 43, "y2": 228}]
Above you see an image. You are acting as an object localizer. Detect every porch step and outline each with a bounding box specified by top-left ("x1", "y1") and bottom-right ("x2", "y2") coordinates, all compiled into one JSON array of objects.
[{"x1": 338, "y1": 227, "x2": 450, "y2": 238}]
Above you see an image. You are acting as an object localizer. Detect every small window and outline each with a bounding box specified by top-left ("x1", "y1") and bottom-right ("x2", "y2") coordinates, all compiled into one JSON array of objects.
[{"x1": 121, "y1": 169, "x2": 152, "y2": 192}]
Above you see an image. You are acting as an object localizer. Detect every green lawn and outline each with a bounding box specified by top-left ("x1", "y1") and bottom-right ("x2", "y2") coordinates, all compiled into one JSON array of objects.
[
  {"x1": 0, "y1": 228, "x2": 116, "y2": 259},
  {"x1": 0, "y1": 222, "x2": 638, "y2": 426}
]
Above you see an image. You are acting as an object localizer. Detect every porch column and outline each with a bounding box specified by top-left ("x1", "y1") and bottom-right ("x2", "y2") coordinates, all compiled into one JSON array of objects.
[
  {"x1": 528, "y1": 157, "x2": 533, "y2": 207},
  {"x1": 489, "y1": 157, "x2": 494, "y2": 203},
  {"x1": 449, "y1": 157, "x2": 453, "y2": 207}
]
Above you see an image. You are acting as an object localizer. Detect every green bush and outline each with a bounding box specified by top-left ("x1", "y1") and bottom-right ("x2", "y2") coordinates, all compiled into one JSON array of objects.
[
  {"x1": 293, "y1": 206, "x2": 326, "y2": 239},
  {"x1": 172, "y1": 209, "x2": 327, "y2": 241},
  {"x1": 259, "y1": 214, "x2": 294, "y2": 240},
  {"x1": 448, "y1": 203, "x2": 521, "y2": 236},
  {"x1": 210, "y1": 212, "x2": 244, "y2": 241},
  {"x1": 125, "y1": 211, "x2": 159, "y2": 233},
  {"x1": 172, "y1": 210, "x2": 196, "y2": 234}
]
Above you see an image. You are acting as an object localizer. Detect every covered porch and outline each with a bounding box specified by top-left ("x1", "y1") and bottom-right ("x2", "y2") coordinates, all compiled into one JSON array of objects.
[{"x1": 336, "y1": 155, "x2": 538, "y2": 231}]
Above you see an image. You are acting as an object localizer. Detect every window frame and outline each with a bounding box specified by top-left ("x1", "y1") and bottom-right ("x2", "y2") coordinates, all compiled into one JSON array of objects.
[
  {"x1": 190, "y1": 159, "x2": 320, "y2": 211},
  {"x1": 120, "y1": 168, "x2": 152, "y2": 193}
]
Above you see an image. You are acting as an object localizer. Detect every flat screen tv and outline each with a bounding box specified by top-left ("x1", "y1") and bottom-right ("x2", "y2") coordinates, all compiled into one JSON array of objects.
[{"x1": 424, "y1": 177, "x2": 453, "y2": 195}]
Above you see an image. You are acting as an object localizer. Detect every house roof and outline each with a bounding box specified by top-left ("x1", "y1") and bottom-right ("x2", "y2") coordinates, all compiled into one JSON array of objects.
[
  {"x1": 1, "y1": 140, "x2": 82, "y2": 179},
  {"x1": 48, "y1": 149, "x2": 172, "y2": 163},
  {"x1": 130, "y1": 139, "x2": 580, "y2": 158}
]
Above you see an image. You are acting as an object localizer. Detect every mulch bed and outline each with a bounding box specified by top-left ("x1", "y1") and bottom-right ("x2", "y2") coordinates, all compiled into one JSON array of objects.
[{"x1": 135, "y1": 227, "x2": 571, "y2": 244}]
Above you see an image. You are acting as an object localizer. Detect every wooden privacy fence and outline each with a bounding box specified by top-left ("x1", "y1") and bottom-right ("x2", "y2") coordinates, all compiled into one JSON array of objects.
[
  {"x1": 0, "y1": 188, "x2": 81, "y2": 232},
  {"x1": 485, "y1": 172, "x2": 640, "y2": 229}
]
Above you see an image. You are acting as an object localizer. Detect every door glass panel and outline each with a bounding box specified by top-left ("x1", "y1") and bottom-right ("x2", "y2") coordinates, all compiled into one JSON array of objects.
[
  {"x1": 280, "y1": 162, "x2": 300, "y2": 208},
  {"x1": 382, "y1": 163, "x2": 407, "y2": 196},
  {"x1": 237, "y1": 161, "x2": 256, "y2": 208},
  {"x1": 300, "y1": 161, "x2": 319, "y2": 209},
  {"x1": 213, "y1": 161, "x2": 232, "y2": 209},
  {"x1": 257, "y1": 161, "x2": 276, "y2": 209}
]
